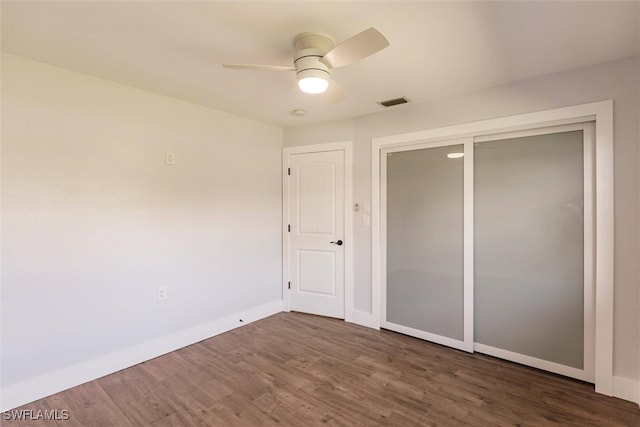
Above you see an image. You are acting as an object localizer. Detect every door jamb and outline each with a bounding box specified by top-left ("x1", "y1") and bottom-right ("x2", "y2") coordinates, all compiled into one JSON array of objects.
[{"x1": 282, "y1": 141, "x2": 354, "y2": 321}]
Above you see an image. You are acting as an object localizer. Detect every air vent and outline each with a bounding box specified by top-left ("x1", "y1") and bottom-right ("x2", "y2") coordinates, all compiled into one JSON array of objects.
[{"x1": 378, "y1": 97, "x2": 410, "y2": 107}]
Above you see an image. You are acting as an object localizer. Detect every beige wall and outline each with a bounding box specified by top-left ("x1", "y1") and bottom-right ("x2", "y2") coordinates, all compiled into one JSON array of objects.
[
  {"x1": 284, "y1": 56, "x2": 640, "y2": 381},
  {"x1": 1, "y1": 53, "x2": 283, "y2": 387}
]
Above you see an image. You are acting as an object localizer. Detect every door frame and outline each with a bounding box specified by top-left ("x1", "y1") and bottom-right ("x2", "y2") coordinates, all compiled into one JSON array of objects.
[
  {"x1": 372, "y1": 100, "x2": 614, "y2": 395},
  {"x1": 282, "y1": 141, "x2": 354, "y2": 321}
]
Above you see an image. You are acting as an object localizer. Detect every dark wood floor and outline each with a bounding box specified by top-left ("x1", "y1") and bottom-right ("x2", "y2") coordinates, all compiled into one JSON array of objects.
[{"x1": 5, "y1": 312, "x2": 640, "y2": 426}]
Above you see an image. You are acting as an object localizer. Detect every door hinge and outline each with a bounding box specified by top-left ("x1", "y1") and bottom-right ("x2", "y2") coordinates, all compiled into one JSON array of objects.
[
  {"x1": 288, "y1": 224, "x2": 291, "y2": 232},
  {"x1": 288, "y1": 281, "x2": 291, "y2": 290},
  {"x1": 288, "y1": 167, "x2": 291, "y2": 176}
]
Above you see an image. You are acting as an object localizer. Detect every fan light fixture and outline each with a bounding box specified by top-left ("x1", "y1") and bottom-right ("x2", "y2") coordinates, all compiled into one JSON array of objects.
[
  {"x1": 297, "y1": 69, "x2": 329, "y2": 94},
  {"x1": 223, "y1": 28, "x2": 390, "y2": 97},
  {"x1": 447, "y1": 152, "x2": 464, "y2": 159}
]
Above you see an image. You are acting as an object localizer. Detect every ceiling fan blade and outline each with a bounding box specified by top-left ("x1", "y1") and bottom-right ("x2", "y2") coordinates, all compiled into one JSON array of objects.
[
  {"x1": 321, "y1": 27, "x2": 389, "y2": 69},
  {"x1": 222, "y1": 63, "x2": 295, "y2": 71}
]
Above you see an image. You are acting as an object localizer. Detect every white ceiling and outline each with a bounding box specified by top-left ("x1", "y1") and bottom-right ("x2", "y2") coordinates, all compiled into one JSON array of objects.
[{"x1": 2, "y1": 1, "x2": 639, "y2": 127}]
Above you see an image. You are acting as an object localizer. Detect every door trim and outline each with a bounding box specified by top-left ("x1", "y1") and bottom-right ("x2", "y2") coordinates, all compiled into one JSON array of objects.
[
  {"x1": 282, "y1": 141, "x2": 354, "y2": 321},
  {"x1": 371, "y1": 100, "x2": 614, "y2": 396}
]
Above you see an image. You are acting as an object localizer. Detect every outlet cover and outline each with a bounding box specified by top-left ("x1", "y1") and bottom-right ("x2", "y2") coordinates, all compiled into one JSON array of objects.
[{"x1": 157, "y1": 286, "x2": 168, "y2": 301}]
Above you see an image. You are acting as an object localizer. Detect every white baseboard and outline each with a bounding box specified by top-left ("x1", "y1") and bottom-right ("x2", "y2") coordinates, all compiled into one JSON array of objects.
[
  {"x1": 0, "y1": 300, "x2": 283, "y2": 411},
  {"x1": 348, "y1": 309, "x2": 379, "y2": 329},
  {"x1": 612, "y1": 375, "x2": 639, "y2": 405}
]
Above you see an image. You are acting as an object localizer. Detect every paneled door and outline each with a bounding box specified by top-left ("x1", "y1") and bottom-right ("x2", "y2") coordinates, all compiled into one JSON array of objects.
[{"x1": 287, "y1": 150, "x2": 345, "y2": 319}]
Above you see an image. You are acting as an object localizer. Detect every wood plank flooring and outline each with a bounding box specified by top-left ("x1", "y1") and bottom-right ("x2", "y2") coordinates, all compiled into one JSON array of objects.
[{"x1": 4, "y1": 312, "x2": 640, "y2": 426}]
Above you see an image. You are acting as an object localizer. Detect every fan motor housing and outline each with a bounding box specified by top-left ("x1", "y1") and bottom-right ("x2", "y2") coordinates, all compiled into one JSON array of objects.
[
  {"x1": 292, "y1": 32, "x2": 334, "y2": 53},
  {"x1": 294, "y1": 50, "x2": 330, "y2": 79},
  {"x1": 292, "y1": 32, "x2": 334, "y2": 80}
]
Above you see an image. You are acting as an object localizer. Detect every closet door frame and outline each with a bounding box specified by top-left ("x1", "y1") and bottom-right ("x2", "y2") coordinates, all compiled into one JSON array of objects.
[{"x1": 371, "y1": 100, "x2": 613, "y2": 396}]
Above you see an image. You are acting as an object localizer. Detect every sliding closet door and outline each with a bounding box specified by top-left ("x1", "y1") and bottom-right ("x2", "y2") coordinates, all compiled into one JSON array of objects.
[
  {"x1": 474, "y1": 125, "x2": 594, "y2": 381},
  {"x1": 383, "y1": 141, "x2": 472, "y2": 351}
]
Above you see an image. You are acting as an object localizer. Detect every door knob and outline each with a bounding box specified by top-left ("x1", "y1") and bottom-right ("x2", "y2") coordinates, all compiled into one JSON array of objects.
[{"x1": 330, "y1": 240, "x2": 343, "y2": 246}]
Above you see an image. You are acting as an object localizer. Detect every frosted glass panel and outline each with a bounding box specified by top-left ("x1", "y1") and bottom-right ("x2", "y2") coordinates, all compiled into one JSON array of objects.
[
  {"x1": 386, "y1": 145, "x2": 464, "y2": 340},
  {"x1": 474, "y1": 131, "x2": 584, "y2": 369}
]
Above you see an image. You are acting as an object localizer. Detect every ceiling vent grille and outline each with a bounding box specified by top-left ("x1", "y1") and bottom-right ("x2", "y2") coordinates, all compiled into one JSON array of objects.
[{"x1": 378, "y1": 97, "x2": 410, "y2": 107}]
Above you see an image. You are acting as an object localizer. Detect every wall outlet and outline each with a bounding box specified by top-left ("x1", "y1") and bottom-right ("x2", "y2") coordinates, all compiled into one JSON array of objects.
[
  {"x1": 165, "y1": 151, "x2": 175, "y2": 165},
  {"x1": 157, "y1": 286, "x2": 168, "y2": 301}
]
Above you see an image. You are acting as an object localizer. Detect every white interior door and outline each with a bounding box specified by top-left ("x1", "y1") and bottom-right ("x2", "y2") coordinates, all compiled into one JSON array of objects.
[{"x1": 287, "y1": 150, "x2": 345, "y2": 319}]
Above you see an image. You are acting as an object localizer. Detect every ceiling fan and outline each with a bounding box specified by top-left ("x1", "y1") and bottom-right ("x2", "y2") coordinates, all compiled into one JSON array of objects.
[{"x1": 223, "y1": 28, "x2": 389, "y2": 95}]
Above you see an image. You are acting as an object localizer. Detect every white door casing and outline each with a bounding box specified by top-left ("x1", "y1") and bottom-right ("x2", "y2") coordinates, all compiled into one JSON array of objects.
[{"x1": 283, "y1": 142, "x2": 353, "y2": 320}]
